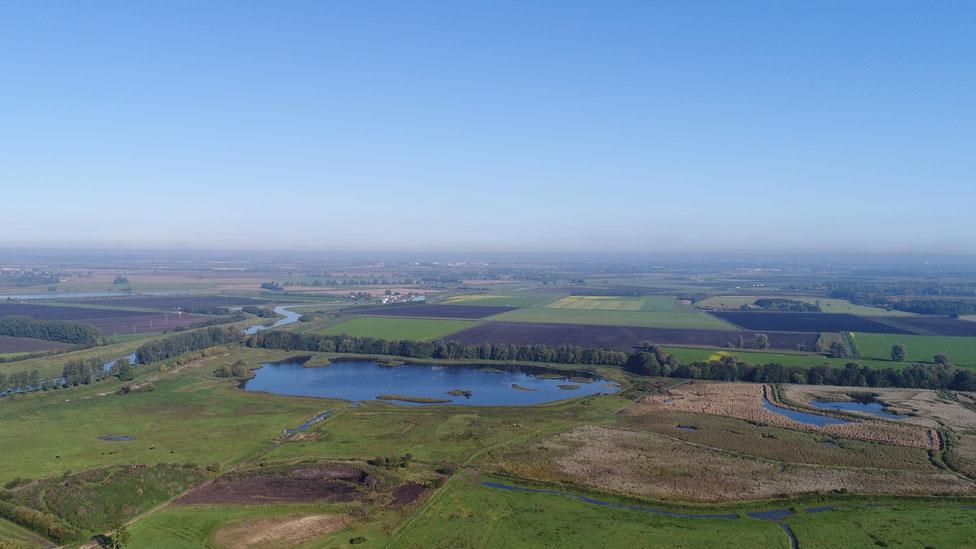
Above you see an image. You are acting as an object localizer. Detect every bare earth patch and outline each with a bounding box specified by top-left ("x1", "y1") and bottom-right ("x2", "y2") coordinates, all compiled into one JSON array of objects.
[
  {"x1": 637, "y1": 382, "x2": 936, "y2": 449},
  {"x1": 215, "y1": 514, "x2": 349, "y2": 548}
]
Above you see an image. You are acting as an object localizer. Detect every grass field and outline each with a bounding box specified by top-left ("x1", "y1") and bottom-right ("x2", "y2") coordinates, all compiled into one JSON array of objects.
[
  {"x1": 0, "y1": 355, "x2": 330, "y2": 482},
  {"x1": 389, "y1": 476, "x2": 786, "y2": 548},
  {"x1": 664, "y1": 346, "x2": 897, "y2": 370},
  {"x1": 488, "y1": 307, "x2": 736, "y2": 330},
  {"x1": 441, "y1": 293, "x2": 557, "y2": 308},
  {"x1": 545, "y1": 295, "x2": 677, "y2": 312},
  {"x1": 849, "y1": 332, "x2": 976, "y2": 367},
  {"x1": 697, "y1": 295, "x2": 912, "y2": 316},
  {"x1": 0, "y1": 516, "x2": 47, "y2": 547},
  {"x1": 783, "y1": 501, "x2": 976, "y2": 548},
  {"x1": 317, "y1": 317, "x2": 476, "y2": 341}
]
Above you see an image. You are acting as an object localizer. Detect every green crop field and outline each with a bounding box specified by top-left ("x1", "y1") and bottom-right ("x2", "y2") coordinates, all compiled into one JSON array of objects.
[
  {"x1": 849, "y1": 332, "x2": 976, "y2": 367},
  {"x1": 441, "y1": 293, "x2": 558, "y2": 308},
  {"x1": 544, "y1": 295, "x2": 678, "y2": 312},
  {"x1": 317, "y1": 317, "x2": 476, "y2": 341},
  {"x1": 697, "y1": 295, "x2": 912, "y2": 316},
  {"x1": 664, "y1": 346, "x2": 896, "y2": 370},
  {"x1": 489, "y1": 307, "x2": 736, "y2": 330}
]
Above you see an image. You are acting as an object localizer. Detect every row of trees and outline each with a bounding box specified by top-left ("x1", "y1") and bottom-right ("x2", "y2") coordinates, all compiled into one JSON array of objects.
[
  {"x1": 241, "y1": 306, "x2": 274, "y2": 317},
  {"x1": 888, "y1": 299, "x2": 976, "y2": 318},
  {"x1": 135, "y1": 326, "x2": 242, "y2": 363},
  {"x1": 669, "y1": 355, "x2": 976, "y2": 391},
  {"x1": 0, "y1": 369, "x2": 42, "y2": 393},
  {"x1": 250, "y1": 330, "x2": 976, "y2": 391},
  {"x1": 749, "y1": 298, "x2": 821, "y2": 312},
  {"x1": 0, "y1": 500, "x2": 79, "y2": 544},
  {"x1": 0, "y1": 315, "x2": 98, "y2": 345},
  {"x1": 247, "y1": 330, "x2": 630, "y2": 366}
]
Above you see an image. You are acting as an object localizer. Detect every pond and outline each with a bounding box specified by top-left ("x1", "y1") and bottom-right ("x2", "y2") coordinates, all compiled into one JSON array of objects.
[
  {"x1": 243, "y1": 306, "x2": 302, "y2": 335},
  {"x1": 244, "y1": 360, "x2": 619, "y2": 406},
  {"x1": 809, "y1": 399, "x2": 907, "y2": 420},
  {"x1": 102, "y1": 352, "x2": 137, "y2": 372},
  {"x1": 762, "y1": 397, "x2": 848, "y2": 426}
]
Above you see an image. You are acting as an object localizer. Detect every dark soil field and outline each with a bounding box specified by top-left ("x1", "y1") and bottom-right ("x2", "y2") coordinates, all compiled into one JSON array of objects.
[
  {"x1": 176, "y1": 464, "x2": 374, "y2": 505},
  {"x1": 84, "y1": 313, "x2": 207, "y2": 335},
  {"x1": 868, "y1": 316, "x2": 976, "y2": 337},
  {"x1": 710, "y1": 311, "x2": 913, "y2": 334},
  {"x1": 448, "y1": 321, "x2": 818, "y2": 351},
  {"x1": 391, "y1": 482, "x2": 427, "y2": 506},
  {"x1": 0, "y1": 335, "x2": 70, "y2": 353},
  {"x1": 59, "y1": 295, "x2": 288, "y2": 311},
  {"x1": 354, "y1": 304, "x2": 516, "y2": 319},
  {"x1": 0, "y1": 302, "x2": 148, "y2": 320},
  {"x1": 0, "y1": 303, "x2": 207, "y2": 335}
]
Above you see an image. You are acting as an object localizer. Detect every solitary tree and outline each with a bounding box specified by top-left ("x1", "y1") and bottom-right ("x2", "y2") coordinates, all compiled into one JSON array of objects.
[
  {"x1": 934, "y1": 352, "x2": 951, "y2": 365},
  {"x1": 891, "y1": 343, "x2": 907, "y2": 362},
  {"x1": 112, "y1": 525, "x2": 130, "y2": 548},
  {"x1": 754, "y1": 333, "x2": 769, "y2": 350}
]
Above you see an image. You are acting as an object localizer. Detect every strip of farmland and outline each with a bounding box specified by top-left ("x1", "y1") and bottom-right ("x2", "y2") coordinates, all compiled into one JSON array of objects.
[
  {"x1": 0, "y1": 303, "x2": 208, "y2": 335},
  {"x1": 710, "y1": 311, "x2": 913, "y2": 334},
  {"x1": 864, "y1": 316, "x2": 976, "y2": 337},
  {"x1": 0, "y1": 335, "x2": 71, "y2": 354},
  {"x1": 447, "y1": 322, "x2": 818, "y2": 351},
  {"x1": 351, "y1": 304, "x2": 517, "y2": 319}
]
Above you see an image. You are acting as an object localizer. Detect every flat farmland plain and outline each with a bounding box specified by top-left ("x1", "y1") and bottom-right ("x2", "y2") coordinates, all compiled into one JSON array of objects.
[
  {"x1": 490, "y1": 307, "x2": 735, "y2": 330},
  {"x1": 352, "y1": 304, "x2": 516, "y2": 319},
  {"x1": 0, "y1": 334, "x2": 70, "y2": 354},
  {"x1": 711, "y1": 311, "x2": 912, "y2": 334},
  {"x1": 448, "y1": 321, "x2": 818, "y2": 351},
  {"x1": 0, "y1": 302, "x2": 208, "y2": 335},
  {"x1": 61, "y1": 295, "x2": 288, "y2": 311},
  {"x1": 317, "y1": 317, "x2": 475, "y2": 341},
  {"x1": 545, "y1": 295, "x2": 676, "y2": 312},
  {"x1": 865, "y1": 315, "x2": 976, "y2": 337},
  {"x1": 698, "y1": 296, "x2": 911, "y2": 316},
  {"x1": 850, "y1": 332, "x2": 976, "y2": 367},
  {"x1": 442, "y1": 293, "x2": 558, "y2": 308}
]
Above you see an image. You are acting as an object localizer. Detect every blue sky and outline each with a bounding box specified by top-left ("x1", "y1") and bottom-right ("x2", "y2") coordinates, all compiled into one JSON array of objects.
[{"x1": 1, "y1": 1, "x2": 973, "y2": 254}]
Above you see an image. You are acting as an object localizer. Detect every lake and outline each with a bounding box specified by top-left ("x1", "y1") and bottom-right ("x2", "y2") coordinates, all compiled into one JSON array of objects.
[{"x1": 244, "y1": 360, "x2": 619, "y2": 406}]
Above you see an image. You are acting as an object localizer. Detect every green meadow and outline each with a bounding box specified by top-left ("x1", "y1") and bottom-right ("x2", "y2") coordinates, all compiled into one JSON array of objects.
[
  {"x1": 850, "y1": 332, "x2": 976, "y2": 367},
  {"x1": 316, "y1": 317, "x2": 476, "y2": 341}
]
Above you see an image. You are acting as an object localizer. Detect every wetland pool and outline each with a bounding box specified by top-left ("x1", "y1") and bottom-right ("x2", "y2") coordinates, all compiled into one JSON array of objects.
[{"x1": 244, "y1": 360, "x2": 619, "y2": 406}]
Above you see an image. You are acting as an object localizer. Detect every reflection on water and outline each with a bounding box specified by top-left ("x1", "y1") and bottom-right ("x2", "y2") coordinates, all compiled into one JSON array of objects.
[
  {"x1": 762, "y1": 397, "x2": 848, "y2": 426},
  {"x1": 809, "y1": 399, "x2": 907, "y2": 419},
  {"x1": 244, "y1": 360, "x2": 618, "y2": 406}
]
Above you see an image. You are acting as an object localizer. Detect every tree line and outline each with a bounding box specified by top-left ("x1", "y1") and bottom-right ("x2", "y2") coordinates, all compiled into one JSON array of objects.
[
  {"x1": 135, "y1": 326, "x2": 242, "y2": 363},
  {"x1": 249, "y1": 330, "x2": 976, "y2": 392},
  {"x1": 0, "y1": 315, "x2": 99, "y2": 345},
  {"x1": 625, "y1": 347, "x2": 976, "y2": 391},
  {"x1": 749, "y1": 298, "x2": 821, "y2": 312},
  {"x1": 247, "y1": 330, "x2": 630, "y2": 365}
]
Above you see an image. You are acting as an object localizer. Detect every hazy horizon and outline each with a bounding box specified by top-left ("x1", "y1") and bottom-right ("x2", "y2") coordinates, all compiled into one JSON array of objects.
[{"x1": 2, "y1": 2, "x2": 973, "y2": 254}]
